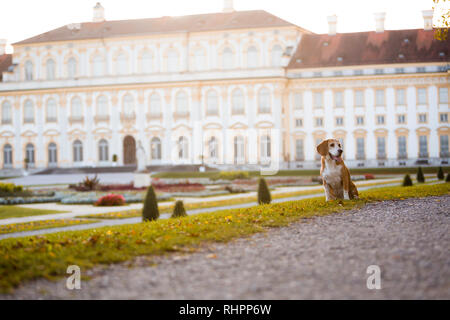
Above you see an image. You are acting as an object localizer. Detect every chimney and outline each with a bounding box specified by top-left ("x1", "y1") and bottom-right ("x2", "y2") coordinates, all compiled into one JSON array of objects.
[
  {"x1": 223, "y1": 0, "x2": 234, "y2": 13},
  {"x1": 374, "y1": 12, "x2": 386, "y2": 33},
  {"x1": 0, "y1": 39, "x2": 6, "y2": 55},
  {"x1": 93, "y1": 2, "x2": 105, "y2": 22},
  {"x1": 422, "y1": 10, "x2": 433, "y2": 30},
  {"x1": 327, "y1": 15, "x2": 337, "y2": 36}
]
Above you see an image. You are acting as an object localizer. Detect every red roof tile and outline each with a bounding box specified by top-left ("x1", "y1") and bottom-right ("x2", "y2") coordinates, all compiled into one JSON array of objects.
[
  {"x1": 0, "y1": 54, "x2": 12, "y2": 81},
  {"x1": 287, "y1": 29, "x2": 450, "y2": 69}
]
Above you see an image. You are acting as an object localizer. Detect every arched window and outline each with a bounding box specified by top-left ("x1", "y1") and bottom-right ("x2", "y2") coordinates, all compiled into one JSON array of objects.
[
  {"x1": 271, "y1": 45, "x2": 283, "y2": 67},
  {"x1": 178, "y1": 136, "x2": 188, "y2": 159},
  {"x1": 232, "y1": 89, "x2": 244, "y2": 114},
  {"x1": 123, "y1": 94, "x2": 135, "y2": 116},
  {"x1": 46, "y1": 58, "x2": 56, "y2": 80},
  {"x1": 98, "y1": 139, "x2": 109, "y2": 162},
  {"x1": 194, "y1": 49, "x2": 205, "y2": 71},
  {"x1": 151, "y1": 137, "x2": 162, "y2": 160},
  {"x1": 1, "y1": 101, "x2": 12, "y2": 124},
  {"x1": 67, "y1": 57, "x2": 77, "y2": 78},
  {"x1": 260, "y1": 135, "x2": 271, "y2": 160},
  {"x1": 206, "y1": 90, "x2": 218, "y2": 115},
  {"x1": 140, "y1": 50, "x2": 153, "y2": 74},
  {"x1": 247, "y1": 46, "x2": 258, "y2": 68},
  {"x1": 258, "y1": 88, "x2": 271, "y2": 113},
  {"x1": 24, "y1": 100, "x2": 34, "y2": 123},
  {"x1": 46, "y1": 98, "x2": 57, "y2": 122},
  {"x1": 71, "y1": 97, "x2": 82, "y2": 119},
  {"x1": 24, "y1": 60, "x2": 33, "y2": 80},
  {"x1": 3, "y1": 144, "x2": 12, "y2": 168},
  {"x1": 149, "y1": 93, "x2": 162, "y2": 116},
  {"x1": 96, "y1": 95, "x2": 108, "y2": 117},
  {"x1": 73, "y1": 140, "x2": 83, "y2": 163},
  {"x1": 116, "y1": 52, "x2": 128, "y2": 75},
  {"x1": 208, "y1": 136, "x2": 218, "y2": 160},
  {"x1": 92, "y1": 54, "x2": 105, "y2": 76},
  {"x1": 25, "y1": 143, "x2": 35, "y2": 166},
  {"x1": 167, "y1": 49, "x2": 179, "y2": 72},
  {"x1": 234, "y1": 136, "x2": 244, "y2": 164},
  {"x1": 48, "y1": 143, "x2": 57, "y2": 166},
  {"x1": 222, "y1": 47, "x2": 233, "y2": 69},
  {"x1": 175, "y1": 91, "x2": 188, "y2": 116}
]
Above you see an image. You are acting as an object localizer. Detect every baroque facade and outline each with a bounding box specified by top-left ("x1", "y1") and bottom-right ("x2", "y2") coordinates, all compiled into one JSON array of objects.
[{"x1": 0, "y1": 2, "x2": 449, "y2": 173}]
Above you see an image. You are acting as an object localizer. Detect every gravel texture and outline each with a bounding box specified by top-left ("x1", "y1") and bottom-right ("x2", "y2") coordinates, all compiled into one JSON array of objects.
[{"x1": 2, "y1": 195, "x2": 449, "y2": 300}]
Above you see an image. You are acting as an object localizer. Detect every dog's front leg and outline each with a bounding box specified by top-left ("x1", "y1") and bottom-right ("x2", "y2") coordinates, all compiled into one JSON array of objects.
[{"x1": 323, "y1": 183, "x2": 333, "y2": 201}]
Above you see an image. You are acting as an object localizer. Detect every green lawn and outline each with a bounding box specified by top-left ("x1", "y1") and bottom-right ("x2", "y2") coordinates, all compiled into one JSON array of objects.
[
  {"x1": 0, "y1": 206, "x2": 67, "y2": 220},
  {"x1": 0, "y1": 218, "x2": 99, "y2": 235},
  {"x1": 0, "y1": 183, "x2": 448, "y2": 293}
]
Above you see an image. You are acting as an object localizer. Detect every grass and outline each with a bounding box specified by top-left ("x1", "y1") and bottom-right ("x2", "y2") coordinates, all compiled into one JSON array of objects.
[
  {"x1": 0, "y1": 183, "x2": 448, "y2": 293},
  {"x1": 0, "y1": 206, "x2": 67, "y2": 220},
  {"x1": 0, "y1": 219, "x2": 99, "y2": 235}
]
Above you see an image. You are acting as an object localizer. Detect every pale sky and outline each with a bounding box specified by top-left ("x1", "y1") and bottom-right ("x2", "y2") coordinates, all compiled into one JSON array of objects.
[{"x1": 0, "y1": 0, "x2": 444, "y2": 53}]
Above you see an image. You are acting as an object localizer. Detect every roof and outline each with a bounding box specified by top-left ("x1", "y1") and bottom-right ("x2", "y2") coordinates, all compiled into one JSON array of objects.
[
  {"x1": 0, "y1": 54, "x2": 12, "y2": 81},
  {"x1": 14, "y1": 10, "x2": 302, "y2": 45},
  {"x1": 287, "y1": 29, "x2": 450, "y2": 69}
]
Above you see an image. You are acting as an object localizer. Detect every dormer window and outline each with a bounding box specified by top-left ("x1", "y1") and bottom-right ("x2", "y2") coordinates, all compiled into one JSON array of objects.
[
  {"x1": 296, "y1": 59, "x2": 302, "y2": 63},
  {"x1": 323, "y1": 42, "x2": 329, "y2": 46},
  {"x1": 404, "y1": 38, "x2": 409, "y2": 43},
  {"x1": 398, "y1": 53, "x2": 405, "y2": 59},
  {"x1": 337, "y1": 56, "x2": 343, "y2": 62},
  {"x1": 439, "y1": 52, "x2": 445, "y2": 57}
]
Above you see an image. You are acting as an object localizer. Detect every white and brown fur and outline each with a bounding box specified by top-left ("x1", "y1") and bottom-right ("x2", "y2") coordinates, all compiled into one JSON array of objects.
[{"x1": 316, "y1": 139, "x2": 359, "y2": 201}]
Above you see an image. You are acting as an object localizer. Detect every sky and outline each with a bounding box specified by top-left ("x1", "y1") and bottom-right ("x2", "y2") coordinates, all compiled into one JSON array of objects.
[{"x1": 0, "y1": 0, "x2": 446, "y2": 53}]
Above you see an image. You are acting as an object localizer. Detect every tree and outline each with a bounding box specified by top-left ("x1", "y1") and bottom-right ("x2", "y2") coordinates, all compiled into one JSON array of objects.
[
  {"x1": 446, "y1": 173, "x2": 450, "y2": 182},
  {"x1": 171, "y1": 200, "x2": 187, "y2": 218},
  {"x1": 142, "y1": 186, "x2": 159, "y2": 221},
  {"x1": 437, "y1": 166, "x2": 445, "y2": 180},
  {"x1": 257, "y1": 178, "x2": 272, "y2": 204},
  {"x1": 402, "y1": 174, "x2": 413, "y2": 187},
  {"x1": 433, "y1": 0, "x2": 449, "y2": 40},
  {"x1": 417, "y1": 167, "x2": 425, "y2": 183}
]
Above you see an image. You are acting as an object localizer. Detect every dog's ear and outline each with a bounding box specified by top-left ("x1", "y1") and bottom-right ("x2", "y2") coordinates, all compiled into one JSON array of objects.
[{"x1": 316, "y1": 139, "x2": 329, "y2": 156}]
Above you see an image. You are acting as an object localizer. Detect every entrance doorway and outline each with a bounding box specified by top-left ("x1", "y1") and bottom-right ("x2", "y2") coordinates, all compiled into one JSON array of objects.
[{"x1": 123, "y1": 135, "x2": 136, "y2": 165}]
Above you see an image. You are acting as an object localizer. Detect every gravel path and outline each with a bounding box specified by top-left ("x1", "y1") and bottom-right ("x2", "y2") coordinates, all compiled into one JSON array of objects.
[{"x1": 3, "y1": 195, "x2": 449, "y2": 300}]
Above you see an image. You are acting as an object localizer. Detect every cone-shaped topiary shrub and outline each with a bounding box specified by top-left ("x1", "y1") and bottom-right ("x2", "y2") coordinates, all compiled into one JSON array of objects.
[
  {"x1": 402, "y1": 174, "x2": 413, "y2": 187},
  {"x1": 417, "y1": 167, "x2": 425, "y2": 183},
  {"x1": 446, "y1": 173, "x2": 450, "y2": 182},
  {"x1": 171, "y1": 200, "x2": 187, "y2": 218},
  {"x1": 437, "y1": 166, "x2": 444, "y2": 180},
  {"x1": 142, "y1": 185, "x2": 159, "y2": 222},
  {"x1": 257, "y1": 178, "x2": 271, "y2": 205}
]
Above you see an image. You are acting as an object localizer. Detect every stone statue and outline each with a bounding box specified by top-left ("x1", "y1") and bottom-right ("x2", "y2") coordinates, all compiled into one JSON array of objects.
[{"x1": 136, "y1": 140, "x2": 147, "y2": 172}]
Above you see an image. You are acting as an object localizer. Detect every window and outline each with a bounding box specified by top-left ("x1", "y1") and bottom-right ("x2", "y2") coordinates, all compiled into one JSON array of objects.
[
  {"x1": 193, "y1": 49, "x2": 205, "y2": 71},
  {"x1": 375, "y1": 89, "x2": 385, "y2": 106},
  {"x1": 206, "y1": 90, "x2": 218, "y2": 115},
  {"x1": 295, "y1": 139, "x2": 304, "y2": 160},
  {"x1": 315, "y1": 138, "x2": 323, "y2": 160},
  {"x1": 334, "y1": 91, "x2": 344, "y2": 108},
  {"x1": 3, "y1": 144, "x2": 13, "y2": 167},
  {"x1": 98, "y1": 139, "x2": 109, "y2": 161},
  {"x1": 151, "y1": 137, "x2": 162, "y2": 160},
  {"x1": 178, "y1": 136, "x2": 188, "y2": 159},
  {"x1": 314, "y1": 92, "x2": 323, "y2": 108},
  {"x1": 439, "y1": 87, "x2": 449, "y2": 103},
  {"x1": 440, "y1": 113, "x2": 448, "y2": 123},
  {"x1": 96, "y1": 95, "x2": 108, "y2": 117},
  {"x1": 396, "y1": 88, "x2": 406, "y2": 105},
  {"x1": 123, "y1": 94, "x2": 135, "y2": 117},
  {"x1": 260, "y1": 135, "x2": 271, "y2": 160},
  {"x1": 315, "y1": 117, "x2": 323, "y2": 127},
  {"x1": 417, "y1": 88, "x2": 427, "y2": 105},
  {"x1": 208, "y1": 136, "x2": 218, "y2": 159},
  {"x1": 222, "y1": 47, "x2": 233, "y2": 69},
  {"x1": 271, "y1": 45, "x2": 283, "y2": 67},
  {"x1": 25, "y1": 143, "x2": 35, "y2": 166},
  {"x1": 149, "y1": 93, "x2": 162, "y2": 116},
  {"x1": 398, "y1": 136, "x2": 407, "y2": 159},
  {"x1": 418, "y1": 114, "x2": 427, "y2": 123},
  {"x1": 48, "y1": 143, "x2": 57, "y2": 166},
  {"x1": 377, "y1": 137, "x2": 386, "y2": 158},
  {"x1": 1, "y1": 101, "x2": 12, "y2": 124},
  {"x1": 356, "y1": 116, "x2": 364, "y2": 125},
  {"x1": 92, "y1": 55, "x2": 105, "y2": 76},
  {"x1": 397, "y1": 114, "x2": 406, "y2": 124},
  {"x1": 25, "y1": 60, "x2": 33, "y2": 80},
  {"x1": 73, "y1": 140, "x2": 83, "y2": 162},
  {"x1": 232, "y1": 89, "x2": 244, "y2": 114},
  {"x1": 355, "y1": 90, "x2": 364, "y2": 107},
  {"x1": 46, "y1": 59, "x2": 56, "y2": 80},
  {"x1": 376, "y1": 115, "x2": 385, "y2": 125},
  {"x1": 419, "y1": 136, "x2": 428, "y2": 158},
  {"x1": 116, "y1": 52, "x2": 128, "y2": 75},
  {"x1": 247, "y1": 46, "x2": 258, "y2": 68},
  {"x1": 295, "y1": 118, "x2": 303, "y2": 127},
  {"x1": 140, "y1": 50, "x2": 153, "y2": 74},
  {"x1": 258, "y1": 88, "x2": 270, "y2": 113},
  {"x1": 440, "y1": 135, "x2": 449, "y2": 157},
  {"x1": 175, "y1": 91, "x2": 188, "y2": 115},
  {"x1": 234, "y1": 136, "x2": 245, "y2": 164},
  {"x1": 67, "y1": 57, "x2": 77, "y2": 78},
  {"x1": 71, "y1": 97, "x2": 82, "y2": 119},
  {"x1": 336, "y1": 117, "x2": 344, "y2": 126},
  {"x1": 293, "y1": 93, "x2": 303, "y2": 110},
  {"x1": 23, "y1": 100, "x2": 34, "y2": 123},
  {"x1": 356, "y1": 137, "x2": 365, "y2": 159},
  {"x1": 46, "y1": 98, "x2": 57, "y2": 122}
]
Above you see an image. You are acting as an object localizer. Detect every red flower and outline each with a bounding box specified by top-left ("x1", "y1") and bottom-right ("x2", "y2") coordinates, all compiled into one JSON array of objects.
[{"x1": 95, "y1": 193, "x2": 126, "y2": 206}]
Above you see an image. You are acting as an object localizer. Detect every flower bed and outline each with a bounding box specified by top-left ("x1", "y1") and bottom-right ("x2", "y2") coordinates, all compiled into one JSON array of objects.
[{"x1": 95, "y1": 194, "x2": 125, "y2": 206}]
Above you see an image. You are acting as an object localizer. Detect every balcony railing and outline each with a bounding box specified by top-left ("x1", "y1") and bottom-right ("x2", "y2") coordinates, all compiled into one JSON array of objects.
[
  {"x1": 173, "y1": 112, "x2": 189, "y2": 120},
  {"x1": 68, "y1": 116, "x2": 84, "y2": 124},
  {"x1": 23, "y1": 118, "x2": 34, "y2": 124},
  {"x1": 397, "y1": 153, "x2": 408, "y2": 160},
  {"x1": 94, "y1": 115, "x2": 110, "y2": 123},
  {"x1": 1, "y1": 119, "x2": 12, "y2": 125},
  {"x1": 376, "y1": 153, "x2": 386, "y2": 160},
  {"x1": 356, "y1": 154, "x2": 366, "y2": 160},
  {"x1": 146, "y1": 113, "x2": 163, "y2": 121},
  {"x1": 418, "y1": 152, "x2": 429, "y2": 159},
  {"x1": 440, "y1": 151, "x2": 450, "y2": 158},
  {"x1": 120, "y1": 112, "x2": 136, "y2": 122},
  {"x1": 46, "y1": 117, "x2": 57, "y2": 123}
]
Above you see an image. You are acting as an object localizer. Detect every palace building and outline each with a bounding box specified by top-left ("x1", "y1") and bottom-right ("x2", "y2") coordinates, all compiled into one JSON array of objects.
[{"x1": 0, "y1": 1, "x2": 448, "y2": 174}]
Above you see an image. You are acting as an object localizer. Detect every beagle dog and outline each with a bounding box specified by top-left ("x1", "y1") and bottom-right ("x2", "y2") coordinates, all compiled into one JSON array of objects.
[{"x1": 316, "y1": 139, "x2": 359, "y2": 201}]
